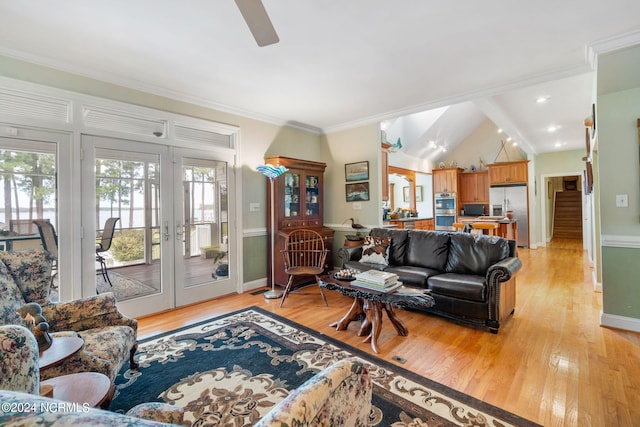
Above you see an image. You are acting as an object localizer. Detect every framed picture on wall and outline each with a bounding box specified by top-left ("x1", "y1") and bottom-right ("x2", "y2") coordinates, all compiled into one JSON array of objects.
[
  {"x1": 345, "y1": 161, "x2": 369, "y2": 182},
  {"x1": 346, "y1": 182, "x2": 370, "y2": 202},
  {"x1": 416, "y1": 185, "x2": 423, "y2": 202}
]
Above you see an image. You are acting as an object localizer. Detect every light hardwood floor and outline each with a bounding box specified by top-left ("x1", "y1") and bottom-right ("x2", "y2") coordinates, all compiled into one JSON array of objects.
[{"x1": 137, "y1": 239, "x2": 640, "y2": 426}]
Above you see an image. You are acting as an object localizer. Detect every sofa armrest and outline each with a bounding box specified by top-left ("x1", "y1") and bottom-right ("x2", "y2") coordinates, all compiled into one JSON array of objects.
[
  {"x1": 255, "y1": 358, "x2": 372, "y2": 427},
  {"x1": 126, "y1": 402, "x2": 184, "y2": 425},
  {"x1": 486, "y1": 257, "x2": 522, "y2": 284},
  {"x1": 42, "y1": 292, "x2": 137, "y2": 333},
  {"x1": 338, "y1": 245, "x2": 363, "y2": 264}
]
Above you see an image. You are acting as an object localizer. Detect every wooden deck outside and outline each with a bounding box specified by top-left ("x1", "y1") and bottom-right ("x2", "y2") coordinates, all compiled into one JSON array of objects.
[{"x1": 109, "y1": 255, "x2": 225, "y2": 292}]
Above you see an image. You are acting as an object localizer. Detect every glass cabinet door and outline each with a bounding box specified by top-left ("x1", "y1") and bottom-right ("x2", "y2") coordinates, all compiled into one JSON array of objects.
[
  {"x1": 306, "y1": 174, "x2": 320, "y2": 217},
  {"x1": 284, "y1": 172, "x2": 301, "y2": 217}
]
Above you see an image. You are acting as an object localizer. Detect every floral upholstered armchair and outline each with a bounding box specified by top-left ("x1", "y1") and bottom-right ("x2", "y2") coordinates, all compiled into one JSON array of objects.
[
  {"x1": 0, "y1": 250, "x2": 138, "y2": 382},
  {"x1": 0, "y1": 324, "x2": 184, "y2": 426}
]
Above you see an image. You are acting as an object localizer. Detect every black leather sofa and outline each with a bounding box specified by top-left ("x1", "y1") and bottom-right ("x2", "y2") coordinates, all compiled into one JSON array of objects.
[{"x1": 338, "y1": 228, "x2": 522, "y2": 333}]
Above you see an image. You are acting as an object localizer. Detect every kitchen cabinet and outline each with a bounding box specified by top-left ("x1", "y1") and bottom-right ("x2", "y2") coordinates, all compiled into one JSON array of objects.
[
  {"x1": 460, "y1": 171, "x2": 489, "y2": 206},
  {"x1": 386, "y1": 218, "x2": 434, "y2": 230},
  {"x1": 488, "y1": 161, "x2": 529, "y2": 185},
  {"x1": 432, "y1": 167, "x2": 463, "y2": 193},
  {"x1": 265, "y1": 156, "x2": 334, "y2": 288},
  {"x1": 415, "y1": 218, "x2": 435, "y2": 230}
]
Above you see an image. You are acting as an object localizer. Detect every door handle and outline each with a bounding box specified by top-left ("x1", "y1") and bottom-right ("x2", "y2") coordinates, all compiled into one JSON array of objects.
[
  {"x1": 163, "y1": 221, "x2": 170, "y2": 241},
  {"x1": 176, "y1": 223, "x2": 185, "y2": 237}
]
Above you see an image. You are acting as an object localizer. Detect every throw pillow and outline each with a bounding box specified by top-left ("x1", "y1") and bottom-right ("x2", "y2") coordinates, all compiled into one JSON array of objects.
[{"x1": 359, "y1": 236, "x2": 391, "y2": 265}]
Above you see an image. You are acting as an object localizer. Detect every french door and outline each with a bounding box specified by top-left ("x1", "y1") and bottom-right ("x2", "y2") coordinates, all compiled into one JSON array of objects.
[{"x1": 81, "y1": 135, "x2": 236, "y2": 317}]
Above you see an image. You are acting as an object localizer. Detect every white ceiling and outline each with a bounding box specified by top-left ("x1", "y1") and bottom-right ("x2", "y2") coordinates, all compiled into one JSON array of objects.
[{"x1": 1, "y1": 1, "x2": 639, "y2": 159}]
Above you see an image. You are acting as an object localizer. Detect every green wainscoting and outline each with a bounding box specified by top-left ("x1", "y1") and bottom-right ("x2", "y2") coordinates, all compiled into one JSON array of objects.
[
  {"x1": 601, "y1": 246, "x2": 640, "y2": 319},
  {"x1": 243, "y1": 235, "x2": 267, "y2": 283}
]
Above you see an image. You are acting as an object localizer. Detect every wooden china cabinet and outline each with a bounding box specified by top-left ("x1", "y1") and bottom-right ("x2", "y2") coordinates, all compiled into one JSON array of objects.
[{"x1": 264, "y1": 156, "x2": 334, "y2": 289}]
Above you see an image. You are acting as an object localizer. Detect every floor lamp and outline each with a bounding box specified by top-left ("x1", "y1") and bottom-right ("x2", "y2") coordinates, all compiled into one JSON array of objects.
[{"x1": 257, "y1": 164, "x2": 288, "y2": 299}]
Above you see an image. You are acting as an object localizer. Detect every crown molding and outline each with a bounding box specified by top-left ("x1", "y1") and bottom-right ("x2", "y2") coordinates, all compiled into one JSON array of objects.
[
  {"x1": 589, "y1": 27, "x2": 640, "y2": 55},
  {"x1": 0, "y1": 48, "x2": 323, "y2": 134}
]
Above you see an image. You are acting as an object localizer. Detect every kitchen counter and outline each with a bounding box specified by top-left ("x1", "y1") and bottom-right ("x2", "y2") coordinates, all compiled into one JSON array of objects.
[
  {"x1": 384, "y1": 217, "x2": 434, "y2": 230},
  {"x1": 459, "y1": 216, "x2": 517, "y2": 224}
]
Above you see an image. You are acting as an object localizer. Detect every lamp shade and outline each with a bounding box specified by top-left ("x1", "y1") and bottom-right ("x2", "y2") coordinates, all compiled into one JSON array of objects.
[{"x1": 257, "y1": 164, "x2": 288, "y2": 179}]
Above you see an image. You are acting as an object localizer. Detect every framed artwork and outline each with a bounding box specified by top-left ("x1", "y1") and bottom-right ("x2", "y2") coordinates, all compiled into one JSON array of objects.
[
  {"x1": 403, "y1": 186, "x2": 410, "y2": 202},
  {"x1": 416, "y1": 185, "x2": 423, "y2": 202},
  {"x1": 345, "y1": 161, "x2": 369, "y2": 182},
  {"x1": 345, "y1": 182, "x2": 370, "y2": 202}
]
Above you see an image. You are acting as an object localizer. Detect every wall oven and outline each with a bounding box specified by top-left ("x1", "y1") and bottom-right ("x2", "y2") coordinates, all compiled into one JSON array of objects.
[{"x1": 434, "y1": 192, "x2": 457, "y2": 231}]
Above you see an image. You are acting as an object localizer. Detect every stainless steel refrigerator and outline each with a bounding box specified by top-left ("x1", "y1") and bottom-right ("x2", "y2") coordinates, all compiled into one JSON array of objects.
[{"x1": 489, "y1": 184, "x2": 529, "y2": 247}]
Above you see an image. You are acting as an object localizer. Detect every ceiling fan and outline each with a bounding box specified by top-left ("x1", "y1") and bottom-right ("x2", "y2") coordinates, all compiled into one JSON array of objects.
[{"x1": 235, "y1": 0, "x2": 280, "y2": 47}]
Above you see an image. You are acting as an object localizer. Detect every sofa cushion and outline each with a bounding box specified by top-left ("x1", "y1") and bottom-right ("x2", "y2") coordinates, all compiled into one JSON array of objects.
[
  {"x1": 359, "y1": 236, "x2": 391, "y2": 265},
  {"x1": 370, "y1": 228, "x2": 409, "y2": 265},
  {"x1": 445, "y1": 233, "x2": 511, "y2": 276},
  {"x1": 384, "y1": 265, "x2": 442, "y2": 288},
  {"x1": 428, "y1": 273, "x2": 486, "y2": 302},
  {"x1": 404, "y1": 230, "x2": 450, "y2": 271},
  {"x1": 0, "y1": 250, "x2": 53, "y2": 305},
  {"x1": 0, "y1": 260, "x2": 27, "y2": 326}
]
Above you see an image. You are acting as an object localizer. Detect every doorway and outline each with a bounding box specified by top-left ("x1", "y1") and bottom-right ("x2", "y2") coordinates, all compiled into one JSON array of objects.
[{"x1": 81, "y1": 135, "x2": 236, "y2": 317}]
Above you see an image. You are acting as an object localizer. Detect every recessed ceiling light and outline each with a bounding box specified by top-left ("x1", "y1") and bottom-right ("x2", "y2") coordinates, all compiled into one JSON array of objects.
[
  {"x1": 536, "y1": 96, "x2": 550, "y2": 104},
  {"x1": 497, "y1": 128, "x2": 503, "y2": 133},
  {"x1": 512, "y1": 142, "x2": 518, "y2": 147},
  {"x1": 547, "y1": 125, "x2": 560, "y2": 133}
]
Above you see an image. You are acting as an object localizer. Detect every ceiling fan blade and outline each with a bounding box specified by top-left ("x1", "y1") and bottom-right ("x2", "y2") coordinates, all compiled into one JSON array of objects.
[{"x1": 235, "y1": 0, "x2": 279, "y2": 47}]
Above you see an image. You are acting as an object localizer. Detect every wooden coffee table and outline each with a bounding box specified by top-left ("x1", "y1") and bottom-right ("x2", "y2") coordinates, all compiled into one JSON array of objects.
[
  {"x1": 318, "y1": 275, "x2": 435, "y2": 353},
  {"x1": 41, "y1": 372, "x2": 114, "y2": 409},
  {"x1": 39, "y1": 336, "x2": 84, "y2": 371}
]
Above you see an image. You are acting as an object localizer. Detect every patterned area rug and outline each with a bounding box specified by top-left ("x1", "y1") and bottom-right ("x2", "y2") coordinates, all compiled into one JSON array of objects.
[{"x1": 110, "y1": 307, "x2": 540, "y2": 427}]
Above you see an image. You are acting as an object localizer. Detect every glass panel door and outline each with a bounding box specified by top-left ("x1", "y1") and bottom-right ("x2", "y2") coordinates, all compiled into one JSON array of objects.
[
  {"x1": 174, "y1": 148, "x2": 236, "y2": 307},
  {"x1": 284, "y1": 172, "x2": 300, "y2": 218},
  {"x1": 82, "y1": 135, "x2": 173, "y2": 316},
  {"x1": 0, "y1": 138, "x2": 59, "y2": 297}
]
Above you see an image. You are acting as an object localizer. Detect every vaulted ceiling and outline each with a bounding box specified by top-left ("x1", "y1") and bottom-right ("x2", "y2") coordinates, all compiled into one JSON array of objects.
[{"x1": 1, "y1": 1, "x2": 639, "y2": 159}]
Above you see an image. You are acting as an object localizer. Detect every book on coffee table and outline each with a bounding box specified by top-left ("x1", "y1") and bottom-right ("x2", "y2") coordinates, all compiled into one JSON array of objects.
[
  {"x1": 352, "y1": 280, "x2": 403, "y2": 293},
  {"x1": 355, "y1": 270, "x2": 398, "y2": 286}
]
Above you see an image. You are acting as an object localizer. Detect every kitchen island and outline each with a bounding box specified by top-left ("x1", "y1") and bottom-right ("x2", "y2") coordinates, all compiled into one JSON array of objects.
[{"x1": 459, "y1": 216, "x2": 518, "y2": 244}]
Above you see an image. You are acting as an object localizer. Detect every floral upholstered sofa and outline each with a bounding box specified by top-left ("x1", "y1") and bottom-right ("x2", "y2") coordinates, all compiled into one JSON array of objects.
[
  {"x1": 0, "y1": 249, "x2": 138, "y2": 381},
  {"x1": 0, "y1": 324, "x2": 183, "y2": 426},
  {"x1": 1, "y1": 324, "x2": 371, "y2": 426}
]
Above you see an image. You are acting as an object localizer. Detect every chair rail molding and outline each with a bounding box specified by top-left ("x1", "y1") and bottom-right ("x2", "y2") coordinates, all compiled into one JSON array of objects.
[{"x1": 601, "y1": 234, "x2": 640, "y2": 249}]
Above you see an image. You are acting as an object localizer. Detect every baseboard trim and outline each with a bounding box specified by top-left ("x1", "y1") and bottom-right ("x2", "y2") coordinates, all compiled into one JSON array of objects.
[
  {"x1": 600, "y1": 311, "x2": 640, "y2": 333},
  {"x1": 242, "y1": 278, "x2": 267, "y2": 292},
  {"x1": 592, "y1": 270, "x2": 602, "y2": 292}
]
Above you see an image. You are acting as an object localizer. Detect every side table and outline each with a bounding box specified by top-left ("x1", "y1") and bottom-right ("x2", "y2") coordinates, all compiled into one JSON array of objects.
[
  {"x1": 41, "y1": 372, "x2": 115, "y2": 409},
  {"x1": 39, "y1": 336, "x2": 84, "y2": 371}
]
